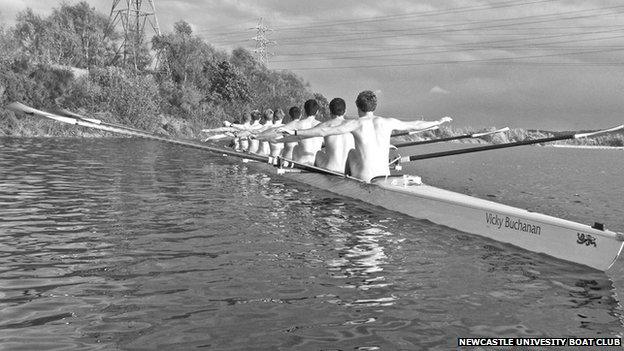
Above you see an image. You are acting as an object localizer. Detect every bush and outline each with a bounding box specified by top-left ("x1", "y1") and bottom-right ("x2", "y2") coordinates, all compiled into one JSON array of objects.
[
  {"x1": 0, "y1": 60, "x2": 74, "y2": 108},
  {"x1": 63, "y1": 67, "x2": 160, "y2": 131}
]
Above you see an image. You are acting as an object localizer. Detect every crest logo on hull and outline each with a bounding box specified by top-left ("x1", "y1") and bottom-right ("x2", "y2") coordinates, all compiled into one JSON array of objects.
[{"x1": 577, "y1": 233, "x2": 597, "y2": 247}]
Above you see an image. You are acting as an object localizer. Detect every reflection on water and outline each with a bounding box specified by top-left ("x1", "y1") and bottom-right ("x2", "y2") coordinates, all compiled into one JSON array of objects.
[{"x1": 0, "y1": 138, "x2": 622, "y2": 350}]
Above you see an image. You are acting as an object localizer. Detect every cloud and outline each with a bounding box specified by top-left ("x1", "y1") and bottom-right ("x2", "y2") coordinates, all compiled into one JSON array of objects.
[{"x1": 430, "y1": 86, "x2": 450, "y2": 95}]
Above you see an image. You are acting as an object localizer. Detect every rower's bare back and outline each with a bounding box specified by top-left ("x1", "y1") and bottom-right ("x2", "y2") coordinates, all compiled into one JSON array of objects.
[
  {"x1": 316, "y1": 117, "x2": 354, "y2": 172},
  {"x1": 349, "y1": 116, "x2": 394, "y2": 181},
  {"x1": 292, "y1": 117, "x2": 322, "y2": 164}
]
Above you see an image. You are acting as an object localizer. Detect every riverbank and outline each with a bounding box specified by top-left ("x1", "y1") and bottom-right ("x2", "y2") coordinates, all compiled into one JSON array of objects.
[{"x1": 0, "y1": 109, "x2": 200, "y2": 139}]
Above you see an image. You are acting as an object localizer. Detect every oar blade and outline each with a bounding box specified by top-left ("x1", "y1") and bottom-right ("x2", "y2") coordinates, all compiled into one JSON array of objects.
[
  {"x1": 471, "y1": 127, "x2": 510, "y2": 138},
  {"x1": 575, "y1": 125, "x2": 624, "y2": 139},
  {"x1": 8, "y1": 102, "x2": 78, "y2": 125}
]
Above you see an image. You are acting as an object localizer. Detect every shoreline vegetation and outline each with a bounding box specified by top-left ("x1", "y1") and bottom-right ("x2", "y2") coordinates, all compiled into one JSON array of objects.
[
  {"x1": 1, "y1": 2, "x2": 622, "y2": 148},
  {"x1": 0, "y1": 2, "x2": 324, "y2": 140}
]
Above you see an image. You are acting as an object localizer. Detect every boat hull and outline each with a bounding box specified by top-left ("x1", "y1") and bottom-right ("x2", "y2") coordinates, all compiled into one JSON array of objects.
[{"x1": 244, "y1": 160, "x2": 623, "y2": 271}]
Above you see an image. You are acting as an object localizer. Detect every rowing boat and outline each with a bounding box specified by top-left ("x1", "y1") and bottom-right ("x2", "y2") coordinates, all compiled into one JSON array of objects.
[
  {"x1": 244, "y1": 157, "x2": 624, "y2": 271},
  {"x1": 7, "y1": 102, "x2": 624, "y2": 271}
]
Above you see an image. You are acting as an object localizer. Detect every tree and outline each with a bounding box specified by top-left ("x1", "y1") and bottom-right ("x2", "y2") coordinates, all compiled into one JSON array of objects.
[
  {"x1": 230, "y1": 47, "x2": 262, "y2": 73},
  {"x1": 48, "y1": 2, "x2": 118, "y2": 67},
  {"x1": 208, "y1": 61, "x2": 251, "y2": 103},
  {"x1": 153, "y1": 20, "x2": 223, "y2": 84},
  {"x1": 313, "y1": 92, "x2": 330, "y2": 121},
  {"x1": 0, "y1": 26, "x2": 19, "y2": 65},
  {"x1": 13, "y1": 3, "x2": 119, "y2": 68},
  {"x1": 13, "y1": 9, "x2": 50, "y2": 62}
]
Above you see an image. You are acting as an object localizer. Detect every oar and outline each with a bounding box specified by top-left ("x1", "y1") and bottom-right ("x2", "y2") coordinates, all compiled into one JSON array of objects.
[
  {"x1": 55, "y1": 108, "x2": 148, "y2": 134},
  {"x1": 391, "y1": 125, "x2": 439, "y2": 137},
  {"x1": 399, "y1": 125, "x2": 624, "y2": 162},
  {"x1": 393, "y1": 127, "x2": 510, "y2": 148},
  {"x1": 275, "y1": 155, "x2": 365, "y2": 183},
  {"x1": 7, "y1": 102, "x2": 270, "y2": 163}
]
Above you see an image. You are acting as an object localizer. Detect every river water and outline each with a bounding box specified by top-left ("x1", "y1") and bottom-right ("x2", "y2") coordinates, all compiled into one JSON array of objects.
[{"x1": 0, "y1": 138, "x2": 622, "y2": 350}]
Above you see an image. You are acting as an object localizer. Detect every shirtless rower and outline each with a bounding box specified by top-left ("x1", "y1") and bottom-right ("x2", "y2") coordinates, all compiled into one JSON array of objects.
[
  {"x1": 202, "y1": 112, "x2": 252, "y2": 151},
  {"x1": 311, "y1": 98, "x2": 354, "y2": 172},
  {"x1": 257, "y1": 109, "x2": 274, "y2": 156},
  {"x1": 269, "y1": 109, "x2": 286, "y2": 158},
  {"x1": 246, "y1": 110, "x2": 263, "y2": 153},
  {"x1": 289, "y1": 99, "x2": 324, "y2": 165},
  {"x1": 275, "y1": 90, "x2": 452, "y2": 182},
  {"x1": 280, "y1": 106, "x2": 302, "y2": 159}
]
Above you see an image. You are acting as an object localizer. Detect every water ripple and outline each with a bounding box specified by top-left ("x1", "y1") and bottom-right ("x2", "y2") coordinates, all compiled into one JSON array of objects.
[{"x1": 0, "y1": 138, "x2": 622, "y2": 350}]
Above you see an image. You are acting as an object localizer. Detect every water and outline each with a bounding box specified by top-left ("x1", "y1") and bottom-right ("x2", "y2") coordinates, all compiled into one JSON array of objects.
[{"x1": 0, "y1": 138, "x2": 623, "y2": 350}]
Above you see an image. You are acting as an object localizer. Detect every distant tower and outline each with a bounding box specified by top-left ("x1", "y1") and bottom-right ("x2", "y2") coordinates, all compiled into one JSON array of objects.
[
  {"x1": 109, "y1": 0, "x2": 162, "y2": 69},
  {"x1": 251, "y1": 18, "x2": 276, "y2": 66}
]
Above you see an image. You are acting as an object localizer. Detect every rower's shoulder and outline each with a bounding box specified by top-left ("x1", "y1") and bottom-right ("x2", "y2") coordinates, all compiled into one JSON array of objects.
[
  {"x1": 322, "y1": 117, "x2": 349, "y2": 126},
  {"x1": 371, "y1": 114, "x2": 401, "y2": 126},
  {"x1": 283, "y1": 120, "x2": 300, "y2": 128}
]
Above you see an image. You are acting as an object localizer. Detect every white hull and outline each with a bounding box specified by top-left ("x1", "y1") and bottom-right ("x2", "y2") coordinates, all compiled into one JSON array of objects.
[{"x1": 244, "y1": 160, "x2": 623, "y2": 271}]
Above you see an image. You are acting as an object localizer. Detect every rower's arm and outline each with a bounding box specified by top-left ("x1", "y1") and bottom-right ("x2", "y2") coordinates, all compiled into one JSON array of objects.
[
  {"x1": 202, "y1": 126, "x2": 239, "y2": 133},
  {"x1": 388, "y1": 116, "x2": 452, "y2": 131},
  {"x1": 254, "y1": 125, "x2": 281, "y2": 139},
  {"x1": 230, "y1": 123, "x2": 248, "y2": 130},
  {"x1": 296, "y1": 119, "x2": 359, "y2": 138}
]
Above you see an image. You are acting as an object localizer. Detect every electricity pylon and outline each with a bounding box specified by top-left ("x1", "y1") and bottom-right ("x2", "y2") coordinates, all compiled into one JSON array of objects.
[
  {"x1": 251, "y1": 17, "x2": 276, "y2": 66},
  {"x1": 109, "y1": 0, "x2": 162, "y2": 69}
]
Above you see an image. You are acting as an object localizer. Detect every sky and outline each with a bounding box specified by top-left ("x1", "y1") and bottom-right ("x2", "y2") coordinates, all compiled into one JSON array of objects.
[{"x1": 2, "y1": 0, "x2": 624, "y2": 130}]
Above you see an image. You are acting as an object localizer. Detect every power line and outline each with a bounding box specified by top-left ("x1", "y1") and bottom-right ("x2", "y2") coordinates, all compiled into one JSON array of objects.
[
  {"x1": 275, "y1": 0, "x2": 557, "y2": 32},
  {"x1": 197, "y1": 0, "x2": 556, "y2": 39},
  {"x1": 271, "y1": 6, "x2": 624, "y2": 46},
  {"x1": 201, "y1": 1, "x2": 623, "y2": 44},
  {"x1": 274, "y1": 46, "x2": 624, "y2": 71},
  {"x1": 269, "y1": 31, "x2": 624, "y2": 63},
  {"x1": 204, "y1": 4, "x2": 624, "y2": 49}
]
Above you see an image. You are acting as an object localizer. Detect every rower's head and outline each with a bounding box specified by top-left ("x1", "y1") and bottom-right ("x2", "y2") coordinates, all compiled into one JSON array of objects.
[
  {"x1": 251, "y1": 110, "x2": 262, "y2": 122},
  {"x1": 262, "y1": 109, "x2": 274, "y2": 124},
  {"x1": 241, "y1": 111, "x2": 252, "y2": 124},
  {"x1": 289, "y1": 106, "x2": 301, "y2": 120},
  {"x1": 304, "y1": 99, "x2": 319, "y2": 117},
  {"x1": 355, "y1": 90, "x2": 377, "y2": 117},
  {"x1": 329, "y1": 98, "x2": 346, "y2": 117},
  {"x1": 274, "y1": 109, "x2": 285, "y2": 122}
]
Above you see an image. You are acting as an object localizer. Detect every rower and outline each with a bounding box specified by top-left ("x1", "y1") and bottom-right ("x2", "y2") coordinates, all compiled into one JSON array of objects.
[
  {"x1": 281, "y1": 106, "x2": 302, "y2": 159},
  {"x1": 289, "y1": 99, "x2": 323, "y2": 165},
  {"x1": 257, "y1": 109, "x2": 274, "y2": 156},
  {"x1": 311, "y1": 98, "x2": 354, "y2": 172},
  {"x1": 246, "y1": 110, "x2": 263, "y2": 153},
  {"x1": 276, "y1": 90, "x2": 452, "y2": 182},
  {"x1": 269, "y1": 109, "x2": 286, "y2": 158},
  {"x1": 202, "y1": 112, "x2": 252, "y2": 151}
]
